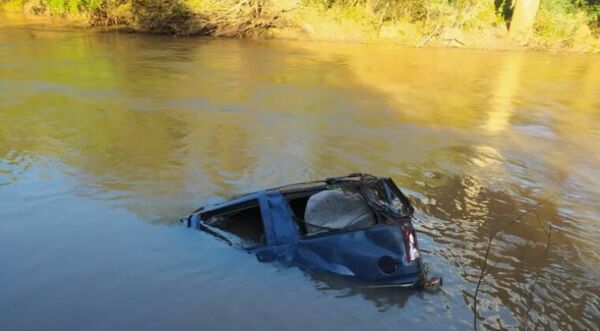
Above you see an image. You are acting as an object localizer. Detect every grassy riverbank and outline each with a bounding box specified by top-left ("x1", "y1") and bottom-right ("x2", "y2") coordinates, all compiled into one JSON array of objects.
[{"x1": 2, "y1": 0, "x2": 600, "y2": 52}]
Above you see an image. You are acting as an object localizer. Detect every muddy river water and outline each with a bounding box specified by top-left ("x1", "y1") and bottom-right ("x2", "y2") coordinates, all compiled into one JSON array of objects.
[{"x1": 1, "y1": 15, "x2": 599, "y2": 330}]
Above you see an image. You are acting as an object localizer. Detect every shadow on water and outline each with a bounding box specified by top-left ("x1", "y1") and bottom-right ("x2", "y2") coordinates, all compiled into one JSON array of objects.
[
  {"x1": 303, "y1": 271, "x2": 416, "y2": 310},
  {"x1": 1, "y1": 18, "x2": 600, "y2": 330}
]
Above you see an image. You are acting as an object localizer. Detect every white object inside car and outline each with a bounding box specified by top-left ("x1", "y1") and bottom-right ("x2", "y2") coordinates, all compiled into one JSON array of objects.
[{"x1": 304, "y1": 190, "x2": 375, "y2": 234}]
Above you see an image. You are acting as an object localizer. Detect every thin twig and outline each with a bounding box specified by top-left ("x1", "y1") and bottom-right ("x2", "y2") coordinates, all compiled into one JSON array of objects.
[
  {"x1": 377, "y1": 1, "x2": 389, "y2": 36},
  {"x1": 472, "y1": 235, "x2": 494, "y2": 331},
  {"x1": 419, "y1": 25, "x2": 441, "y2": 48},
  {"x1": 472, "y1": 195, "x2": 556, "y2": 331},
  {"x1": 521, "y1": 218, "x2": 553, "y2": 330},
  {"x1": 443, "y1": 37, "x2": 466, "y2": 46}
]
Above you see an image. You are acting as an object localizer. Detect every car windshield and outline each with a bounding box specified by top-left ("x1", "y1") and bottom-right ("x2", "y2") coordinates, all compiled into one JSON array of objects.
[{"x1": 332, "y1": 177, "x2": 414, "y2": 222}]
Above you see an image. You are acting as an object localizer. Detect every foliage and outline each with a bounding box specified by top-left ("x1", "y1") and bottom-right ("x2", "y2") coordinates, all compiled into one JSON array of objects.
[
  {"x1": 301, "y1": 1, "x2": 502, "y2": 32},
  {"x1": 533, "y1": 0, "x2": 598, "y2": 49},
  {"x1": 129, "y1": 0, "x2": 194, "y2": 33},
  {"x1": 576, "y1": 0, "x2": 600, "y2": 29},
  {"x1": 0, "y1": 0, "x2": 24, "y2": 12},
  {"x1": 1, "y1": 0, "x2": 599, "y2": 47}
]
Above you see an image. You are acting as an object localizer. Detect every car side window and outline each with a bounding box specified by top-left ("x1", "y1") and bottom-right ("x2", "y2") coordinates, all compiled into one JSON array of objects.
[{"x1": 204, "y1": 200, "x2": 266, "y2": 248}]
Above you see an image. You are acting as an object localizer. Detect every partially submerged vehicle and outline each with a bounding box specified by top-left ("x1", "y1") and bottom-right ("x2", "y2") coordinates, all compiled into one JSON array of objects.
[{"x1": 183, "y1": 173, "x2": 435, "y2": 288}]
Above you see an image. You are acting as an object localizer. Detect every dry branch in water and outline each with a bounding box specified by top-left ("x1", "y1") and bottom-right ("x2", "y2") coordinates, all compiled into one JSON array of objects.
[
  {"x1": 472, "y1": 195, "x2": 556, "y2": 331},
  {"x1": 521, "y1": 213, "x2": 553, "y2": 330}
]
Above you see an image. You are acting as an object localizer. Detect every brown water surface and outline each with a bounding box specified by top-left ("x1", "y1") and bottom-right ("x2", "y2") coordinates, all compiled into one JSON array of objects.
[{"x1": 1, "y1": 14, "x2": 599, "y2": 330}]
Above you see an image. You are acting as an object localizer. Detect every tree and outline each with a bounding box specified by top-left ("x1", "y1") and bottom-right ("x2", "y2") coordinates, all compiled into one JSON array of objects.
[{"x1": 509, "y1": 0, "x2": 540, "y2": 39}]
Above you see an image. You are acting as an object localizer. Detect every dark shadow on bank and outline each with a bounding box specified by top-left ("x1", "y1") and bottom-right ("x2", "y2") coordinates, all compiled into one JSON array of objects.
[
  {"x1": 91, "y1": 0, "x2": 288, "y2": 37},
  {"x1": 494, "y1": 0, "x2": 513, "y2": 28}
]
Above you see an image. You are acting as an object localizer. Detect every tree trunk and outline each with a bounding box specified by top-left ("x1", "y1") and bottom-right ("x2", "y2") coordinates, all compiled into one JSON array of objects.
[{"x1": 509, "y1": 0, "x2": 540, "y2": 39}]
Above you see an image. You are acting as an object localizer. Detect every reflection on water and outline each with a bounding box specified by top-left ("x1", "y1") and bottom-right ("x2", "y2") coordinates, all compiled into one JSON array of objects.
[
  {"x1": 1, "y1": 15, "x2": 599, "y2": 330},
  {"x1": 484, "y1": 52, "x2": 523, "y2": 133}
]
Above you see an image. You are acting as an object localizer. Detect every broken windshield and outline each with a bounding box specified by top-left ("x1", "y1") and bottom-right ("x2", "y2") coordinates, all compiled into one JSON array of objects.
[{"x1": 289, "y1": 176, "x2": 414, "y2": 235}]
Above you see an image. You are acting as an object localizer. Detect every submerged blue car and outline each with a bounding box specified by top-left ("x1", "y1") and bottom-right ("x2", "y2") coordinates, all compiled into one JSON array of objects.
[{"x1": 183, "y1": 173, "x2": 428, "y2": 287}]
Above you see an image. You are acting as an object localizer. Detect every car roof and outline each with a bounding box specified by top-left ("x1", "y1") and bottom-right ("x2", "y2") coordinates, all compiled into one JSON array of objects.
[{"x1": 196, "y1": 173, "x2": 378, "y2": 218}]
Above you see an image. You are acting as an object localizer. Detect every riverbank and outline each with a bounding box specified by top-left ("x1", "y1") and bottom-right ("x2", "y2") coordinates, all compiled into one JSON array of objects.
[{"x1": 2, "y1": 0, "x2": 600, "y2": 53}]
